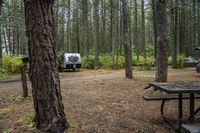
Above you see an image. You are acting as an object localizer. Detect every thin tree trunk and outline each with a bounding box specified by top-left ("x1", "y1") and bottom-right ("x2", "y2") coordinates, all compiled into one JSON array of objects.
[
  {"x1": 172, "y1": 0, "x2": 178, "y2": 68},
  {"x1": 152, "y1": 0, "x2": 157, "y2": 59},
  {"x1": 3, "y1": 26, "x2": 8, "y2": 54},
  {"x1": 111, "y1": 0, "x2": 116, "y2": 63},
  {"x1": 134, "y1": 0, "x2": 139, "y2": 62},
  {"x1": 155, "y1": 0, "x2": 168, "y2": 82},
  {"x1": 24, "y1": 0, "x2": 69, "y2": 132},
  {"x1": 93, "y1": 0, "x2": 100, "y2": 69},
  {"x1": 141, "y1": 0, "x2": 146, "y2": 59},
  {"x1": 121, "y1": 0, "x2": 133, "y2": 79},
  {"x1": 12, "y1": 0, "x2": 17, "y2": 56},
  {"x1": 67, "y1": 0, "x2": 71, "y2": 52}
]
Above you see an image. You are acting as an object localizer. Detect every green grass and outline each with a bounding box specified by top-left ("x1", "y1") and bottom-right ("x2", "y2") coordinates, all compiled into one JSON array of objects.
[
  {"x1": 18, "y1": 114, "x2": 36, "y2": 130},
  {"x1": 114, "y1": 90, "x2": 125, "y2": 97},
  {"x1": 2, "y1": 129, "x2": 10, "y2": 133},
  {"x1": 0, "y1": 108, "x2": 11, "y2": 115},
  {"x1": 9, "y1": 94, "x2": 24, "y2": 102}
]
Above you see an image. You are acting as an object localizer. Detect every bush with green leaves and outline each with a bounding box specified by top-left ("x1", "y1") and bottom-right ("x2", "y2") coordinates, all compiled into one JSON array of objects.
[
  {"x1": 101, "y1": 56, "x2": 125, "y2": 69},
  {"x1": 2, "y1": 55, "x2": 23, "y2": 73},
  {"x1": 82, "y1": 56, "x2": 103, "y2": 69},
  {"x1": 0, "y1": 68, "x2": 8, "y2": 81},
  {"x1": 177, "y1": 54, "x2": 186, "y2": 68},
  {"x1": 168, "y1": 54, "x2": 186, "y2": 68}
]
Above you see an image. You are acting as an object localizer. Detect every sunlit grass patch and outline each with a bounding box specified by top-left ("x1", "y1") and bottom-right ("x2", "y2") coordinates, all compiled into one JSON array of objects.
[
  {"x1": 0, "y1": 108, "x2": 11, "y2": 115},
  {"x1": 114, "y1": 90, "x2": 125, "y2": 97},
  {"x1": 18, "y1": 114, "x2": 36, "y2": 130},
  {"x1": 2, "y1": 129, "x2": 11, "y2": 133},
  {"x1": 122, "y1": 76, "x2": 146, "y2": 81},
  {"x1": 9, "y1": 94, "x2": 24, "y2": 102},
  {"x1": 132, "y1": 76, "x2": 146, "y2": 81}
]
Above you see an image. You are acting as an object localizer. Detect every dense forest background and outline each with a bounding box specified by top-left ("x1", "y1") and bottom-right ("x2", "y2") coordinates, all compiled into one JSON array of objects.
[{"x1": 1, "y1": 0, "x2": 200, "y2": 70}]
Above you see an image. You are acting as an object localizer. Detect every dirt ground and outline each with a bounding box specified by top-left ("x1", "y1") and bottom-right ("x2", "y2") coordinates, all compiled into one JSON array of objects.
[{"x1": 0, "y1": 68, "x2": 200, "y2": 133}]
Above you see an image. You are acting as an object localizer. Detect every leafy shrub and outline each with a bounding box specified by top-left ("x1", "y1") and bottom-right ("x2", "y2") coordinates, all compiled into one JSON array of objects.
[
  {"x1": 0, "y1": 68, "x2": 8, "y2": 80},
  {"x1": 101, "y1": 56, "x2": 125, "y2": 69},
  {"x1": 168, "y1": 54, "x2": 186, "y2": 68},
  {"x1": 82, "y1": 56, "x2": 96, "y2": 69},
  {"x1": 22, "y1": 114, "x2": 36, "y2": 129},
  {"x1": 82, "y1": 56, "x2": 103, "y2": 69},
  {"x1": 9, "y1": 94, "x2": 24, "y2": 102},
  {"x1": 133, "y1": 56, "x2": 155, "y2": 67},
  {"x1": 135, "y1": 64, "x2": 156, "y2": 71},
  {"x1": 168, "y1": 56, "x2": 172, "y2": 65},
  {"x1": 177, "y1": 54, "x2": 186, "y2": 68},
  {"x1": 2, "y1": 55, "x2": 23, "y2": 73}
]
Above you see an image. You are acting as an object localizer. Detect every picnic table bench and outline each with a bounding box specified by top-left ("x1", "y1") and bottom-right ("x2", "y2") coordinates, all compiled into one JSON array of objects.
[
  {"x1": 182, "y1": 124, "x2": 200, "y2": 133},
  {"x1": 144, "y1": 81, "x2": 200, "y2": 132}
]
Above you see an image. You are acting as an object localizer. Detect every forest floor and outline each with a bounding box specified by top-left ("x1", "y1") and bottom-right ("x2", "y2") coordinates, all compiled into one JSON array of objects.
[{"x1": 0, "y1": 67, "x2": 200, "y2": 133}]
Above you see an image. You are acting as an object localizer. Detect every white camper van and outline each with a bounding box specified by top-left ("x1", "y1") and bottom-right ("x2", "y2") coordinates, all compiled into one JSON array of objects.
[{"x1": 58, "y1": 53, "x2": 81, "y2": 71}]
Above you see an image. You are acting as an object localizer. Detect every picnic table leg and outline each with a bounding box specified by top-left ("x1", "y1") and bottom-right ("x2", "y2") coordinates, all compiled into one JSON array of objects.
[
  {"x1": 178, "y1": 93, "x2": 183, "y2": 133},
  {"x1": 189, "y1": 93, "x2": 195, "y2": 123}
]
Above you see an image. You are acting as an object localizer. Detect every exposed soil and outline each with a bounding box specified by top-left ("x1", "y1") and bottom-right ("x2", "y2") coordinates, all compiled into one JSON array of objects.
[{"x1": 0, "y1": 68, "x2": 200, "y2": 133}]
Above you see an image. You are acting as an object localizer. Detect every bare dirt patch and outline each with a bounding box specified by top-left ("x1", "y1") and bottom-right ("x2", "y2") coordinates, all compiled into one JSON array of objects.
[{"x1": 0, "y1": 68, "x2": 199, "y2": 133}]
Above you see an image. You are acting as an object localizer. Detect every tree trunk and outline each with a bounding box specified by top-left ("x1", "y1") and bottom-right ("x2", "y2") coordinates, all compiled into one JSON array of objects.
[
  {"x1": 12, "y1": 0, "x2": 17, "y2": 56},
  {"x1": 141, "y1": 0, "x2": 146, "y2": 59},
  {"x1": 67, "y1": 0, "x2": 71, "y2": 52},
  {"x1": 152, "y1": 0, "x2": 157, "y2": 59},
  {"x1": 0, "y1": 0, "x2": 2, "y2": 65},
  {"x1": 3, "y1": 26, "x2": 8, "y2": 54},
  {"x1": 155, "y1": 0, "x2": 168, "y2": 82},
  {"x1": 24, "y1": 0, "x2": 69, "y2": 132},
  {"x1": 121, "y1": 0, "x2": 133, "y2": 79},
  {"x1": 111, "y1": 0, "x2": 116, "y2": 63},
  {"x1": 20, "y1": 63, "x2": 28, "y2": 98},
  {"x1": 93, "y1": 0, "x2": 100, "y2": 69},
  {"x1": 172, "y1": 0, "x2": 178, "y2": 68},
  {"x1": 134, "y1": 0, "x2": 139, "y2": 62}
]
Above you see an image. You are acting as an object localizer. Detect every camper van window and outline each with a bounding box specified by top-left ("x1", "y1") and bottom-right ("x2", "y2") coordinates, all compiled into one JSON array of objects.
[{"x1": 68, "y1": 55, "x2": 79, "y2": 62}]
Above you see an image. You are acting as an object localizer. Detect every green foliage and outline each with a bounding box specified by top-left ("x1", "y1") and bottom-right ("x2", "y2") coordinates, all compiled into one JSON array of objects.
[
  {"x1": 2, "y1": 55, "x2": 23, "y2": 74},
  {"x1": 168, "y1": 56, "x2": 172, "y2": 65},
  {"x1": 9, "y1": 94, "x2": 24, "y2": 102},
  {"x1": 82, "y1": 55, "x2": 125, "y2": 70},
  {"x1": 135, "y1": 65, "x2": 156, "y2": 71},
  {"x1": 133, "y1": 56, "x2": 155, "y2": 67},
  {"x1": 0, "y1": 68, "x2": 8, "y2": 80},
  {"x1": 177, "y1": 54, "x2": 186, "y2": 68},
  {"x1": 168, "y1": 54, "x2": 186, "y2": 68},
  {"x1": 101, "y1": 56, "x2": 125, "y2": 70},
  {"x1": 82, "y1": 55, "x2": 106, "y2": 69},
  {"x1": 22, "y1": 114, "x2": 36, "y2": 129},
  {"x1": 2, "y1": 129, "x2": 10, "y2": 133},
  {"x1": 114, "y1": 90, "x2": 125, "y2": 97},
  {"x1": 0, "y1": 108, "x2": 11, "y2": 115},
  {"x1": 132, "y1": 76, "x2": 146, "y2": 81},
  {"x1": 82, "y1": 56, "x2": 96, "y2": 69},
  {"x1": 146, "y1": 43, "x2": 154, "y2": 57},
  {"x1": 82, "y1": 54, "x2": 156, "y2": 70}
]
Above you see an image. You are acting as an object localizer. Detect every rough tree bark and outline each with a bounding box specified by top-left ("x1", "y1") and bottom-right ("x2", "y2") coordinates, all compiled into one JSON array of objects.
[
  {"x1": 172, "y1": 0, "x2": 178, "y2": 68},
  {"x1": 141, "y1": 0, "x2": 146, "y2": 59},
  {"x1": 134, "y1": 0, "x2": 139, "y2": 62},
  {"x1": 121, "y1": 0, "x2": 133, "y2": 79},
  {"x1": 152, "y1": 0, "x2": 157, "y2": 59},
  {"x1": 0, "y1": 0, "x2": 2, "y2": 65},
  {"x1": 93, "y1": 0, "x2": 100, "y2": 69},
  {"x1": 24, "y1": 0, "x2": 69, "y2": 132},
  {"x1": 155, "y1": 0, "x2": 168, "y2": 82}
]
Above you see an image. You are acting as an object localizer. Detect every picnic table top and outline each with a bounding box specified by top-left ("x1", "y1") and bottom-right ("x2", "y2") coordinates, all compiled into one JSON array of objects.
[{"x1": 149, "y1": 81, "x2": 200, "y2": 94}]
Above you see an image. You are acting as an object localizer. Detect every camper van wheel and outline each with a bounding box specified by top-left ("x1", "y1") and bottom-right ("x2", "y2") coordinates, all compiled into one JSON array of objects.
[{"x1": 73, "y1": 64, "x2": 76, "y2": 71}]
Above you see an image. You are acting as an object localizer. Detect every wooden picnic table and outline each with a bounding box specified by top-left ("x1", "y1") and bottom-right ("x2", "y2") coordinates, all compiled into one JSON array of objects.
[{"x1": 149, "y1": 81, "x2": 200, "y2": 132}]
